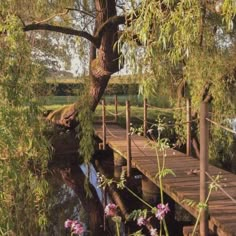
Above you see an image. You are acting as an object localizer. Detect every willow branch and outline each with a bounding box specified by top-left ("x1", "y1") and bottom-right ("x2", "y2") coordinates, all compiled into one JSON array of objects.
[
  {"x1": 66, "y1": 8, "x2": 95, "y2": 18},
  {"x1": 23, "y1": 23, "x2": 99, "y2": 47},
  {"x1": 33, "y1": 9, "x2": 69, "y2": 24},
  {"x1": 200, "y1": 0, "x2": 206, "y2": 47}
]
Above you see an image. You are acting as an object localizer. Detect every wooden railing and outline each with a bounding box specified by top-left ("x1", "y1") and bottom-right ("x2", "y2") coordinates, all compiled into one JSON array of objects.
[
  {"x1": 100, "y1": 95, "x2": 192, "y2": 157},
  {"x1": 99, "y1": 96, "x2": 236, "y2": 236},
  {"x1": 200, "y1": 102, "x2": 209, "y2": 235}
]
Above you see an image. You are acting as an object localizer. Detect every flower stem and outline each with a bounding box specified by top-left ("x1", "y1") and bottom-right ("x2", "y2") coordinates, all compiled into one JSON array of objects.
[
  {"x1": 192, "y1": 187, "x2": 213, "y2": 236},
  {"x1": 155, "y1": 146, "x2": 169, "y2": 236},
  {"x1": 124, "y1": 186, "x2": 153, "y2": 209},
  {"x1": 163, "y1": 219, "x2": 169, "y2": 236},
  {"x1": 192, "y1": 209, "x2": 201, "y2": 236},
  {"x1": 116, "y1": 221, "x2": 120, "y2": 236}
]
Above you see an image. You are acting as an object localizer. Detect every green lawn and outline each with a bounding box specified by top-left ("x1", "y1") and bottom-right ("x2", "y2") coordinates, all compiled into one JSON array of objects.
[
  {"x1": 44, "y1": 102, "x2": 173, "y2": 128},
  {"x1": 43, "y1": 94, "x2": 170, "y2": 107},
  {"x1": 43, "y1": 94, "x2": 174, "y2": 132}
]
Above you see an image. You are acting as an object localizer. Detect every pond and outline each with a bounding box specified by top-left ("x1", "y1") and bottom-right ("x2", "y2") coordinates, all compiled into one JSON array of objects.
[
  {"x1": 44, "y1": 130, "x2": 195, "y2": 236},
  {"x1": 44, "y1": 163, "x2": 105, "y2": 236}
]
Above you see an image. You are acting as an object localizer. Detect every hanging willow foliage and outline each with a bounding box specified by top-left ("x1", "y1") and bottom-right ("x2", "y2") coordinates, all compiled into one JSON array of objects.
[
  {"x1": 120, "y1": 0, "x2": 236, "y2": 168},
  {"x1": 0, "y1": 15, "x2": 51, "y2": 235}
]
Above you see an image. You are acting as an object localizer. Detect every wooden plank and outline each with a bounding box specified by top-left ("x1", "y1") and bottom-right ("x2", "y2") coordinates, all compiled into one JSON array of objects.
[{"x1": 94, "y1": 123, "x2": 236, "y2": 236}]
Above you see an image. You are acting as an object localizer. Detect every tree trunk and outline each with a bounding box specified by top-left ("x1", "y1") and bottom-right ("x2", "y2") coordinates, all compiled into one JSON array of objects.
[
  {"x1": 47, "y1": 0, "x2": 120, "y2": 125},
  {"x1": 89, "y1": 0, "x2": 119, "y2": 110}
]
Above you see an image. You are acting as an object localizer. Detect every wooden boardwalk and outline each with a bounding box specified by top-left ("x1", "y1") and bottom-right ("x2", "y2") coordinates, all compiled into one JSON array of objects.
[{"x1": 94, "y1": 123, "x2": 236, "y2": 236}]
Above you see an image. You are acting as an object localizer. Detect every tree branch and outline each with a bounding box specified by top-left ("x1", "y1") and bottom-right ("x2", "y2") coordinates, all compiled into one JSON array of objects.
[
  {"x1": 94, "y1": 15, "x2": 125, "y2": 40},
  {"x1": 23, "y1": 23, "x2": 99, "y2": 47},
  {"x1": 66, "y1": 8, "x2": 95, "y2": 18}
]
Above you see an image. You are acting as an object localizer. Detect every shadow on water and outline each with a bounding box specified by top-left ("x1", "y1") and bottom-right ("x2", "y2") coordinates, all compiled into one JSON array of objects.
[{"x1": 44, "y1": 130, "x2": 108, "y2": 236}]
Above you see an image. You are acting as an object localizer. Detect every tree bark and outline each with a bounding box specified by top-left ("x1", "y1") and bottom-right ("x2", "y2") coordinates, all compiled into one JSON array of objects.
[
  {"x1": 88, "y1": 0, "x2": 119, "y2": 110},
  {"x1": 45, "y1": 0, "x2": 121, "y2": 125}
]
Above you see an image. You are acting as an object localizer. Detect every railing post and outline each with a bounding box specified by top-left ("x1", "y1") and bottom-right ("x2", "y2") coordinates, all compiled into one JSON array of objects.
[
  {"x1": 200, "y1": 102, "x2": 209, "y2": 236},
  {"x1": 114, "y1": 95, "x2": 118, "y2": 123},
  {"x1": 102, "y1": 99, "x2": 106, "y2": 150},
  {"x1": 126, "y1": 100, "x2": 131, "y2": 177},
  {"x1": 143, "y1": 98, "x2": 147, "y2": 136},
  {"x1": 186, "y1": 98, "x2": 191, "y2": 156}
]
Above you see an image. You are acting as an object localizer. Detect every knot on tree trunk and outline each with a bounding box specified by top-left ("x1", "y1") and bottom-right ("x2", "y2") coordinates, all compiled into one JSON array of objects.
[{"x1": 91, "y1": 58, "x2": 114, "y2": 78}]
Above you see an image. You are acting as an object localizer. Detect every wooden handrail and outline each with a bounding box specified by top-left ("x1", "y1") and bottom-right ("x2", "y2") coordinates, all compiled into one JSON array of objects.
[
  {"x1": 102, "y1": 99, "x2": 106, "y2": 150},
  {"x1": 126, "y1": 100, "x2": 131, "y2": 177},
  {"x1": 186, "y1": 98, "x2": 192, "y2": 156},
  {"x1": 143, "y1": 98, "x2": 147, "y2": 136},
  {"x1": 200, "y1": 101, "x2": 209, "y2": 236}
]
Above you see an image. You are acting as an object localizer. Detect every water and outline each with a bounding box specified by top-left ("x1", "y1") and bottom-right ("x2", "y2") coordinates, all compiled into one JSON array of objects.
[
  {"x1": 45, "y1": 130, "x2": 195, "y2": 236},
  {"x1": 45, "y1": 163, "x2": 105, "y2": 236}
]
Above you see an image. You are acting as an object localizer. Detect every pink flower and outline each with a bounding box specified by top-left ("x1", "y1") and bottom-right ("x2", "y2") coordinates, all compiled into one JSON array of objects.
[
  {"x1": 64, "y1": 219, "x2": 84, "y2": 235},
  {"x1": 137, "y1": 216, "x2": 147, "y2": 226},
  {"x1": 104, "y1": 203, "x2": 117, "y2": 217},
  {"x1": 72, "y1": 223, "x2": 84, "y2": 235},
  {"x1": 155, "y1": 203, "x2": 170, "y2": 220},
  {"x1": 150, "y1": 228, "x2": 158, "y2": 236},
  {"x1": 64, "y1": 219, "x2": 73, "y2": 228}
]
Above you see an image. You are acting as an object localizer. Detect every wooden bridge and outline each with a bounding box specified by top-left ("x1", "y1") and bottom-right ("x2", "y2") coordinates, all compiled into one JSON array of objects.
[{"x1": 94, "y1": 97, "x2": 236, "y2": 236}]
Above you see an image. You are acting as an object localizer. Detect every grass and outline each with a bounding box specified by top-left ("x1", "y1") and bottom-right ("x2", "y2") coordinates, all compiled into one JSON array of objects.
[
  {"x1": 43, "y1": 103, "x2": 173, "y2": 129},
  {"x1": 43, "y1": 97, "x2": 177, "y2": 148},
  {"x1": 42, "y1": 94, "x2": 174, "y2": 132},
  {"x1": 43, "y1": 95, "x2": 144, "y2": 106},
  {"x1": 42, "y1": 94, "x2": 171, "y2": 107}
]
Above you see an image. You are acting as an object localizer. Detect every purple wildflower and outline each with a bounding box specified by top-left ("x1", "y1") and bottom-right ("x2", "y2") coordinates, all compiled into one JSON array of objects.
[
  {"x1": 150, "y1": 228, "x2": 158, "y2": 236},
  {"x1": 64, "y1": 219, "x2": 73, "y2": 228},
  {"x1": 137, "y1": 216, "x2": 147, "y2": 226},
  {"x1": 155, "y1": 203, "x2": 170, "y2": 220},
  {"x1": 104, "y1": 203, "x2": 117, "y2": 217},
  {"x1": 72, "y1": 222, "x2": 84, "y2": 235},
  {"x1": 64, "y1": 219, "x2": 84, "y2": 236}
]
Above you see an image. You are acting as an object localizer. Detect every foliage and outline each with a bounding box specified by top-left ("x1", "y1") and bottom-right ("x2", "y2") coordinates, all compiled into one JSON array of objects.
[
  {"x1": 128, "y1": 209, "x2": 148, "y2": 221},
  {"x1": 182, "y1": 174, "x2": 223, "y2": 236},
  {"x1": 77, "y1": 82, "x2": 95, "y2": 196},
  {"x1": 98, "y1": 122, "x2": 226, "y2": 236},
  {"x1": 0, "y1": 14, "x2": 51, "y2": 235},
  {"x1": 98, "y1": 170, "x2": 170, "y2": 236},
  {"x1": 120, "y1": 0, "x2": 236, "y2": 166},
  {"x1": 1, "y1": 1, "x2": 236, "y2": 232}
]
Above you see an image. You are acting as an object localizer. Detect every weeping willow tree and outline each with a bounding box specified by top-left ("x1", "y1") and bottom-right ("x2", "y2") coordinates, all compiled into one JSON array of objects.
[
  {"x1": 0, "y1": 15, "x2": 51, "y2": 235},
  {"x1": 0, "y1": 0, "x2": 236, "y2": 233},
  {"x1": 119, "y1": 0, "x2": 236, "y2": 169},
  {"x1": 0, "y1": 1, "x2": 123, "y2": 234}
]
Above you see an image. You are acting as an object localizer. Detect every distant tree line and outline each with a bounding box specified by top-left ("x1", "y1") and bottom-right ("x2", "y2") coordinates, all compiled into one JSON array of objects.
[{"x1": 41, "y1": 83, "x2": 139, "y2": 96}]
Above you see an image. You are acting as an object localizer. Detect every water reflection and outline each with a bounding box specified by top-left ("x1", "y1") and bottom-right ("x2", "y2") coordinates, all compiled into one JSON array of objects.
[
  {"x1": 45, "y1": 160, "x2": 106, "y2": 236},
  {"x1": 44, "y1": 130, "x2": 195, "y2": 236}
]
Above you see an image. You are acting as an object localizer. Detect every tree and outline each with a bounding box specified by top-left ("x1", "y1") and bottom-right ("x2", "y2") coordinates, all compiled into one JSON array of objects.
[
  {"x1": 22, "y1": 0, "x2": 126, "y2": 125},
  {"x1": 120, "y1": 0, "x2": 236, "y2": 164},
  {"x1": 1, "y1": 0, "x2": 236, "y2": 234},
  {"x1": 0, "y1": 14, "x2": 50, "y2": 234},
  {"x1": 1, "y1": 1, "x2": 235, "y2": 124},
  {"x1": 1, "y1": 0, "x2": 236, "y2": 165},
  {"x1": 1, "y1": 0, "x2": 236, "y2": 161}
]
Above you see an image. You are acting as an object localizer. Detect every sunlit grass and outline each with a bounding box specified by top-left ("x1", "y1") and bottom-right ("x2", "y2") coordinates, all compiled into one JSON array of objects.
[{"x1": 44, "y1": 103, "x2": 173, "y2": 127}]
